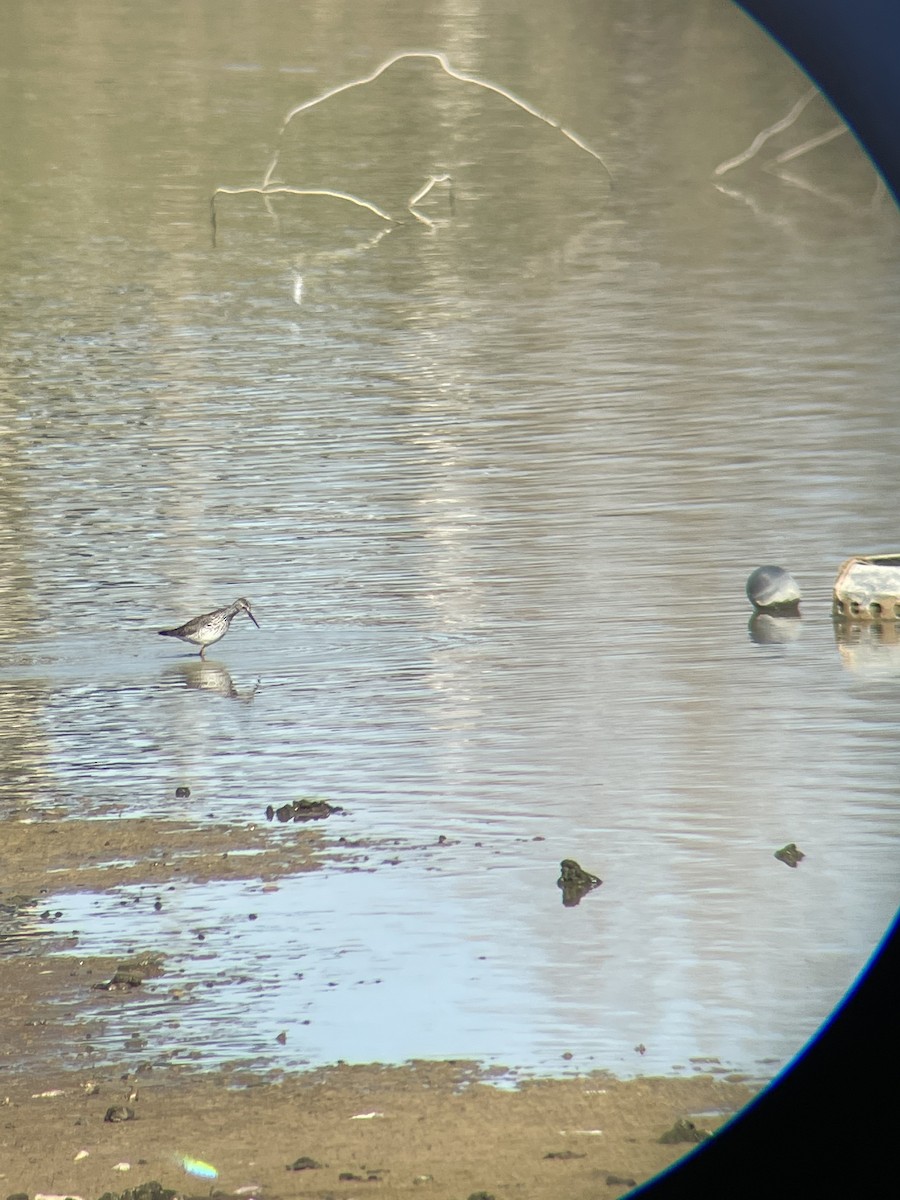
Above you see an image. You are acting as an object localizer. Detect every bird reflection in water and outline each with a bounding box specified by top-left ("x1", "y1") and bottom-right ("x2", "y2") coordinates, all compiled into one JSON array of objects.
[{"x1": 170, "y1": 659, "x2": 260, "y2": 703}]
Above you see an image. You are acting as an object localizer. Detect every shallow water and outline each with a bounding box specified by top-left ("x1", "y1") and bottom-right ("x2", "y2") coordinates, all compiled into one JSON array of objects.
[{"x1": 2, "y1": 0, "x2": 900, "y2": 1081}]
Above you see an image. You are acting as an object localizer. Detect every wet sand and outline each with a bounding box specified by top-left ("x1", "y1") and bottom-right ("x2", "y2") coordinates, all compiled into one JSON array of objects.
[
  {"x1": 0, "y1": 818, "x2": 760, "y2": 1199},
  {"x1": 0, "y1": 1062, "x2": 758, "y2": 1200}
]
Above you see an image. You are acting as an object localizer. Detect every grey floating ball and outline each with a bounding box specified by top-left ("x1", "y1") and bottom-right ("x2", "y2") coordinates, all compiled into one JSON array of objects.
[{"x1": 746, "y1": 565, "x2": 801, "y2": 612}]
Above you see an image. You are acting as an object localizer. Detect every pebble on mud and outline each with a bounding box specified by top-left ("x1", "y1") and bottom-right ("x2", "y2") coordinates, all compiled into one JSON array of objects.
[
  {"x1": 103, "y1": 1105, "x2": 136, "y2": 1123},
  {"x1": 96, "y1": 1183, "x2": 178, "y2": 1200},
  {"x1": 94, "y1": 970, "x2": 143, "y2": 992},
  {"x1": 94, "y1": 954, "x2": 164, "y2": 992},
  {"x1": 657, "y1": 1117, "x2": 710, "y2": 1145},
  {"x1": 287, "y1": 1156, "x2": 322, "y2": 1171}
]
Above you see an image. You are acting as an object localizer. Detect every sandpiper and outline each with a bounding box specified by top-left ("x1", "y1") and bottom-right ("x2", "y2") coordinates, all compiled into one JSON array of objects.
[{"x1": 158, "y1": 598, "x2": 260, "y2": 657}]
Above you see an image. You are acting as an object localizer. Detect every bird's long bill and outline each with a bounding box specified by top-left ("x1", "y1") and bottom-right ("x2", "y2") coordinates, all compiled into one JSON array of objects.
[{"x1": 246, "y1": 609, "x2": 260, "y2": 628}]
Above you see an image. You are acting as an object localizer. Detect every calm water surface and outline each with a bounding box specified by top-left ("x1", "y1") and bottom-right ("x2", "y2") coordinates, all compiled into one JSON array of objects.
[{"x1": 2, "y1": 0, "x2": 900, "y2": 1081}]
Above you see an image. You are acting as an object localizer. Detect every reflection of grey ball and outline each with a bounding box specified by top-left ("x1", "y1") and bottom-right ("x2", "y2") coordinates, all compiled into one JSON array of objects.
[{"x1": 746, "y1": 565, "x2": 802, "y2": 611}]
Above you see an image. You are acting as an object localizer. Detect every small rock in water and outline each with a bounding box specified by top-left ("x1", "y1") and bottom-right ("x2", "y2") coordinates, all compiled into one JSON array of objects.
[
  {"x1": 774, "y1": 842, "x2": 805, "y2": 868},
  {"x1": 269, "y1": 798, "x2": 342, "y2": 823},
  {"x1": 557, "y1": 859, "x2": 602, "y2": 907},
  {"x1": 746, "y1": 565, "x2": 801, "y2": 612},
  {"x1": 175, "y1": 786, "x2": 191, "y2": 798}
]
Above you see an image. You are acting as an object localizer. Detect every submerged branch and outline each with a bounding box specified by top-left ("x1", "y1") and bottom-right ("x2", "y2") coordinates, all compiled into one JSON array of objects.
[
  {"x1": 713, "y1": 87, "x2": 819, "y2": 176},
  {"x1": 406, "y1": 172, "x2": 453, "y2": 227},
  {"x1": 211, "y1": 184, "x2": 399, "y2": 223},
  {"x1": 769, "y1": 123, "x2": 846, "y2": 166}
]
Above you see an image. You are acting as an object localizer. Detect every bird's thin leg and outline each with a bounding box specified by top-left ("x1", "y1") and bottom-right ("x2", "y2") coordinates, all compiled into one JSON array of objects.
[{"x1": 199, "y1": 646, "x2": 206, "y2": 659}]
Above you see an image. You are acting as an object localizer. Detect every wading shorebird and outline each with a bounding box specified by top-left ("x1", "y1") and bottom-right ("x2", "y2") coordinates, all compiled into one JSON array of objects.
[{"x1": 158, "y1": 598, "x2": 260, "y2": 657}]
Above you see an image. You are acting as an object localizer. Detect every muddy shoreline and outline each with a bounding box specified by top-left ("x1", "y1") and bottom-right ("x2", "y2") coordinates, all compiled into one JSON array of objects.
[
  {"x1": 0, "y1": 817, "x2": 760, "y2": 1198},
  {"x1": 0, "y1": 1059, "x2": 757, "y2": 1200}
]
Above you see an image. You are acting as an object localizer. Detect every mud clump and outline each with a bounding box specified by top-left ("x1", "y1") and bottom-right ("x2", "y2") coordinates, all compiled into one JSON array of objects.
[
  {"x1": 657, "y1": 1117, "x2": 711, "y2": 1144},
  {"x1": 266, "y1": 798, "x2": 343, "y2": 822},
  {"x1": 97, "y1": 1184, "x2": 177, "y2": 1200},
  {"x1": 287, "y1": 1156, "x2": 322, "y2": 1170}
]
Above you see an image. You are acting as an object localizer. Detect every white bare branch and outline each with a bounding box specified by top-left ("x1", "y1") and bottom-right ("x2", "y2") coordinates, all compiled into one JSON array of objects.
[
  {"x1": 212, "y1": 51, "x2": 612, "y2": 243},
  {"x1": 769, "y1": 123, "x2": 846, "y2": 166},
  {"x1": 713, "y1": 86, "x2": 819, "y2": 177},
  {"x1": 263, "y1": 50, "x2": 613, "y2": 188}
]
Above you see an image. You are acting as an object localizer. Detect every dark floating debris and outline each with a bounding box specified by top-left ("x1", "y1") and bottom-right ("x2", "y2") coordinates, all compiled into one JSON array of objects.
[
  {"x1": 746, "y1": 565, "x2": 801, "y2": 613},
  {"x1": 266, "y1": 798, "x2": 343, "y2": 823},
  {"x1": 774, "y1": 842, "x2": 805, "y2": 868},
  {"x1": 103, "y1": 1104, "x2": 136, "y2": 1123},
  {"x1": 833, "y1": 552, "x2": 900, "y2": 621},
  {"x1": 557, "y1": 858, "x2": 602, "y2": 907},
  {"x1": 175, "y1": 785, "x2": 191, "y2": 798},
  {"x1": 657, "y1": 1117, "x2": 711, "y2": 1145},
  {"x1": 287, "y1": 1155, "x2": 322, "y2": 1171}
]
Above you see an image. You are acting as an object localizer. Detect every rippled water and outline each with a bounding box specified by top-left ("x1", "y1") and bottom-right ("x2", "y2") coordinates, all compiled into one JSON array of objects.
[{"x1": 2, "y1": 0, "x2": 900, "y2": 1081}]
